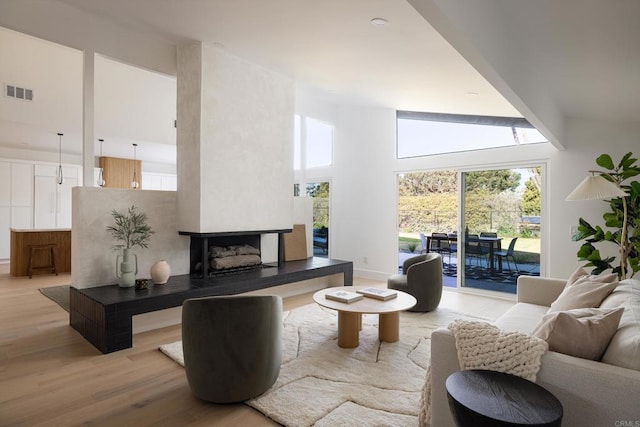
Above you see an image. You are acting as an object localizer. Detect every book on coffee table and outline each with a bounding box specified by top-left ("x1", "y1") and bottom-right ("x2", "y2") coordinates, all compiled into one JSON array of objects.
[
  {"x1": 356, "y1": 287, "x2": 398, "y2": 301},
  {"x1": 325, "y1": 290, "x2": 364, "y2": 303}
]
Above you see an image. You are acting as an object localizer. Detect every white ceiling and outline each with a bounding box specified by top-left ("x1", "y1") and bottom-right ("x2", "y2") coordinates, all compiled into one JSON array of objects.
[{"x1": 1, "y1": 0, "x2": 639, "y2": 160}]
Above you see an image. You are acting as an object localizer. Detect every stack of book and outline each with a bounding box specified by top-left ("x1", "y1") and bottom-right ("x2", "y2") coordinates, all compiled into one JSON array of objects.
[
  {"x1": 356, "y1": 287, "x2": 398, "y2": 301},
  {"x1": 325, "y1": 290, "x2": 363, "y2": 303}
]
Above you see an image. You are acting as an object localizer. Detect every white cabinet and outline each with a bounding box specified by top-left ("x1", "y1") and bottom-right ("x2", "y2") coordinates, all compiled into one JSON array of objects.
[
  {"x1": 12, "y1": 163, "x2": 34, "y2": 207},
  {"x1": 0, "y1": 162, "x2": 10, "y2": 205},
  {"x1": 34, "y1": 165, "x2": 79, "y2": 229},
  {"x1": 0, "y1": 206, "x2": 9, "y2": 259},
  {"x1": 142, "y1": 172, "x2": 177, "y2": 191},
  {"x1": 0, "y1": 161, "x2": 34, "y2": 259}
]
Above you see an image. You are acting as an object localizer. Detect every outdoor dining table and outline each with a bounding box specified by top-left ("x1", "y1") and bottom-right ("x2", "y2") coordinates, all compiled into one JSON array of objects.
[{"x1": 426, "y1": 234, "x2": 503, "y2": 274}]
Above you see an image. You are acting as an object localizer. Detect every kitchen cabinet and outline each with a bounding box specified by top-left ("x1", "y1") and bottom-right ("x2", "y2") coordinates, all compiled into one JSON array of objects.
[
  {"x1": 0, "y1": 161, "x2": 34, "y2": 259},
  {"x1": 34, "y1": 164, "x2": 79, "y2": 229},
  {"x1": 99, "y1": 156, "x2": 141, "y2": 189}
]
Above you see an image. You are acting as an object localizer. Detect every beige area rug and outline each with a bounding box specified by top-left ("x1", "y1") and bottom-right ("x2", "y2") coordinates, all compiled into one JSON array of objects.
[{"x1": 159, "y1": 304, "x2": 488, "y2": 427}]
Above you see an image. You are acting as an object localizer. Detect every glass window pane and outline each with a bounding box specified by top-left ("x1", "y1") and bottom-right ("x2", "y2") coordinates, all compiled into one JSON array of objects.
[
  {"x1": 306, "y1": 118, "x2": 333, "y2": 168},
  {"x1": 294, "y1": 115, "x2": 301, "y2": 170},
  {"x1": 397, "y1": 113, "x2": 548, "y2": 158}
]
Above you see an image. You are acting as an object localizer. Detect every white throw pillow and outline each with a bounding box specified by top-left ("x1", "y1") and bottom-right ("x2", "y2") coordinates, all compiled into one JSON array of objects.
[
  {"x1": 548, "y1": 276, "x2": 618, "y2": 312},
  {"x1": 599, "y1": 280, "x2": 640, "y2": 370},
  {"x1": 532, "y1": 307, "x2": 624, "y2": 360}
]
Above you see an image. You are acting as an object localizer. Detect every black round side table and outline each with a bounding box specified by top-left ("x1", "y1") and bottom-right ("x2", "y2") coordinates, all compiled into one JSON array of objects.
[{"x1": 446, "y1": 369, "x2": 563, "y2": 426}]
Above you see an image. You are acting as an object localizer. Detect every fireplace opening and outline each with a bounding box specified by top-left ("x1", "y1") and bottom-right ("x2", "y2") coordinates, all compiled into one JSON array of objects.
[{"x1": 179, "y1": 229, "x2": 291, "y2": 278}]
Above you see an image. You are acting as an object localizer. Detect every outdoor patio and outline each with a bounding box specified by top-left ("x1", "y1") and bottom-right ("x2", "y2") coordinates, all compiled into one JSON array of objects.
[{"x1": 397, "y1": 251, "x2": 540, "y2": 294}]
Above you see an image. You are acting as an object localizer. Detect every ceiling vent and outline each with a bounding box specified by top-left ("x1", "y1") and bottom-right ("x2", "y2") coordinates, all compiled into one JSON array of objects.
[{"x1": 5, "y1": 84, "x2": 34, "y2": 101}]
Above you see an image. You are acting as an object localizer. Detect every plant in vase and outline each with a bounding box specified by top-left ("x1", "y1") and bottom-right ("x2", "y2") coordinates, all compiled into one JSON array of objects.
[
  {"x1": 106, "y1": 205, "x2": 155, "y2": 287},
  {"x1": 570, "y1": 153, "x2": 640, "y2": 279}
]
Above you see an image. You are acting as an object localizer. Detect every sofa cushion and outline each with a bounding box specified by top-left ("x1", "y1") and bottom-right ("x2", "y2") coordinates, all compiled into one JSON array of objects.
[
  {"x1": 567, "y1": 267, "x2": 617, "y2": 286},
  {"x1": 599, "y1": 279, "x2": 640, "y2": 370},
  {"x1": 531, "y1": 307, "x2": 623, "y2": 360},
  {"x1": 548, "y1": 276, "x2": 618, "y2": 312},
  {"x1": 494, "y1": 303, "x2": 549, "y2": 335}
]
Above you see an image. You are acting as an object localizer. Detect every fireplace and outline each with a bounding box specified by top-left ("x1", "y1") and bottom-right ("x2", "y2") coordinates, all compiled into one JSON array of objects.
[{"x1": 179, "y1": 229, "x2": 291, "y2": 278}]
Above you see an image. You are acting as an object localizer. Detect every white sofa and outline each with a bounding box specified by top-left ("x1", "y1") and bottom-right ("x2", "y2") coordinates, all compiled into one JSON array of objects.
[{"x1": 430, "y1": 276, "x2": 640, "y2": 427}]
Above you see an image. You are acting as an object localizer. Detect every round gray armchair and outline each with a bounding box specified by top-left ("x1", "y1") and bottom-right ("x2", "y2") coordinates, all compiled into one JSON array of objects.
[
  {"x1": 387, "y1": 253, "x2": 443, "y2": 312},
  {"x1": 181, "y1": 295, "x2": 282, "y2": 403}
]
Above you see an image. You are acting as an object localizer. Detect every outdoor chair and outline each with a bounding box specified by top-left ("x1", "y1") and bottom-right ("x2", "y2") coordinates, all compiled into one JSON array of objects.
[
  {"x1": 182, "y1": 295, "x2": 282, "y2": 403},
  {"x1": 387, "y1": 253, "x2": 443, "y2": 312},
  {"x1": 430, "y1": 232, "x2": 457, "y2": 273},
  {"x1": 466, "y1": 234, "x2": 489, "y2": 268},
  {"x1": 420, "y1": 233, "x2": 428, "y2": 254},
  {"x1": 495, "y1": 237, "x2": 519, "y2": 274}
]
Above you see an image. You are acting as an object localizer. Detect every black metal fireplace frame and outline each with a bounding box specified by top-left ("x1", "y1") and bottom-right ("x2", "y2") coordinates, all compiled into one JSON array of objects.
[{"x1": 179, "y1": 229, "x2": 292, "y2": 278}]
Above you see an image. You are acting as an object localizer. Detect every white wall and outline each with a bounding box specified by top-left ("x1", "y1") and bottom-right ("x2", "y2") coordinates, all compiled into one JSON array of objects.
[
  {"x1": 177, "y1": 43, "x2": 294, "y2": 233},
  {"x1": 0, "y1": 0, "x2": 175, "y2": 76},
  {"x1": 71, "y1": 187, "x2": 189, "y2": 288},
  {"x1": 296, "y1": 89, "x2": 639, "y2": 282}
]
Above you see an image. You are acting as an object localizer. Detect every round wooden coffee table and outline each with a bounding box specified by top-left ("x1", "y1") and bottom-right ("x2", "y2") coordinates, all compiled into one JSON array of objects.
[{"x1": 312, "y1": 287, "x2": 417, "y2": 348}]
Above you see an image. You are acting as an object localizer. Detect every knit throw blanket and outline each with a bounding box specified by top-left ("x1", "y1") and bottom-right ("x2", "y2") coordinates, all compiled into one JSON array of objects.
[{"x1": 419, "y1": 320, "x2": 548, "y2": 426}]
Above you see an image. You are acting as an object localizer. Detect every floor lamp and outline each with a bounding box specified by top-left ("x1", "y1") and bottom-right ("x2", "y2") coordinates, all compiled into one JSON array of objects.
[{"x1": 566, "y1": 171, "x2": 629, "y2": 279}]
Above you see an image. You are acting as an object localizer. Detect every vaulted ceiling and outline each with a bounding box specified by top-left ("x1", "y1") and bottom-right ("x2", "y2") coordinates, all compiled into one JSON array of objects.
[{"x1": 1, "y1": 0, "x2": 638, "y2": 160}]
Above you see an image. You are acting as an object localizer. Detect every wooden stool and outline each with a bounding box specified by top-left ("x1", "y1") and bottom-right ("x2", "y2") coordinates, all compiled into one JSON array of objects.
[
  {"x1": 446, "y1": 370, "x2": 563, "y2": 426},
  {"x1": 28, "y1": 244, "x2": 58, "y2": 279}
]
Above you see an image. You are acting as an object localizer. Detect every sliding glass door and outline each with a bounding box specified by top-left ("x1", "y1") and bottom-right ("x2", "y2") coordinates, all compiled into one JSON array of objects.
[{"x1": 460, "y1": 167, "x2": 542, "y2": 293}]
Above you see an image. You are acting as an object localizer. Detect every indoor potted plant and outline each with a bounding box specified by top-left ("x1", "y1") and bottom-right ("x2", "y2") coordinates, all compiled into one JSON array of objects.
[
  {"x1": 571, "y1": 153, "x2": 640, "y2": 279},
  {"x1": 106, "y1": 205, "x2": 155, "y2": 287}
]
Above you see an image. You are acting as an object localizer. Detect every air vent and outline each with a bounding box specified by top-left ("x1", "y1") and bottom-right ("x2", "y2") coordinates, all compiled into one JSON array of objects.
[{"x1": 5, "y1": 84, "x2": 34, "y2": 101}]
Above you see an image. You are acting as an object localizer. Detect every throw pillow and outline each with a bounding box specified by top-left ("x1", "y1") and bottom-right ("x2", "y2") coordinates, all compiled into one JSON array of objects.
[
  {"x1": 548, "y1": 276, "x2": 618, "y2": 312},
  {"x1": 532, "y1": 307, "x2": 624, "y2": 360},
  {"x1": 567, "y1": 266, "x2": 618, "y2": 286}
]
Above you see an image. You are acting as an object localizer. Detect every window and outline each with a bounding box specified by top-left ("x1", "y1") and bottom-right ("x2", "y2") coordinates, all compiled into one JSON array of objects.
[
  {"x1": 397, "y1": 111, "x2": 547, "y2": 159},
  {"x1": 306, "y1": 118, "x2": 333, "y2": 168},
  {"x1": 294, "y1": 115, "x2": 301, "y2": 170},
  {"x1": 294, "y1": 115, "x2": 334, "y2": 169}
]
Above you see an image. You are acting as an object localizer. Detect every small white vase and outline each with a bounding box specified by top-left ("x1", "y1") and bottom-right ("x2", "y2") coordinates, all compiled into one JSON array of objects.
[{"x1": 150, "y1": 260, "x2": 171, "y2": 284}]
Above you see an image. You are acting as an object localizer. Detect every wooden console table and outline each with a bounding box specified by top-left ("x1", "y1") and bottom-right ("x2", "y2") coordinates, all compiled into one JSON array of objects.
[{"x1": 70, "y1": 258, "x2": 353, "y2": 354}]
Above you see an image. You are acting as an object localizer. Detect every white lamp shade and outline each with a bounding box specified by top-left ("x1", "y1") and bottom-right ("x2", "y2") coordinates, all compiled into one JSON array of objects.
[{"x1": 566, "y1": 175, "x2": 627, "y2": 201}]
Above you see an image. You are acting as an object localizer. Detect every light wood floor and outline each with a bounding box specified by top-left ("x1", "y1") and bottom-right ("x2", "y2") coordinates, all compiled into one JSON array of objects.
[{"x1": 0, "y1": 264, "x2": 514, "y2": 426}]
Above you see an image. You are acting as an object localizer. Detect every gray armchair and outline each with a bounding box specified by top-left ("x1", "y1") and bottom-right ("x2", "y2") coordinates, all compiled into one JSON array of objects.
[
  {"x1": 181, "y1": 295, "x2": 282, "y2": 403},
  {"x1": 387, "y1": 253, "x2": 443, "y2": 312}
]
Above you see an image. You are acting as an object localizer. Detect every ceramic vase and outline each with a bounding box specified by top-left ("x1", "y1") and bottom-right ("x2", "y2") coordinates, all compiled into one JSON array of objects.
[
  {"x1": 116, "y1": 248, "x2": 137, "y2": 288},
  {"x1": 150, "y1": 260, "x2": 171, "y2": 284}
]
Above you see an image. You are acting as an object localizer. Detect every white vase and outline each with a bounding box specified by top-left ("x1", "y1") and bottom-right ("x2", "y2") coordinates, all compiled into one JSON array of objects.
[{"x1": 150, "y1": 260, "x2": 171, "y2": 284}]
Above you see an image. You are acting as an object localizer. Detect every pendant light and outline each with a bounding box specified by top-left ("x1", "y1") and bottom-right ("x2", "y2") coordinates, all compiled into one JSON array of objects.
[
  {"x1": 97, "y1": 139, "x2": 106, "y2": 187},
  {"x1": 131, "y1": 143, "x2": 139, "y2": 189},
  {"x1": 56, "y1": 133, "x2": 63, "y2": 185}
]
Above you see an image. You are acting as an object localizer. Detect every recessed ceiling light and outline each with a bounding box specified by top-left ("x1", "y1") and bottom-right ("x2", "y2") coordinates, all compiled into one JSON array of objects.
[
  {"x1": 466, "y1": 91, "x2": 479, "y2": 96},
  {"x1": 370, "y1": 18, "x2": 388, "y2": 26}
]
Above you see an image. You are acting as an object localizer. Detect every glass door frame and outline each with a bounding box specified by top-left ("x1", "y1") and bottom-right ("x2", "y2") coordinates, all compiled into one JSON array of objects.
[{"x1": 454, "y1": 162, "x2": 548, "y2": 294}]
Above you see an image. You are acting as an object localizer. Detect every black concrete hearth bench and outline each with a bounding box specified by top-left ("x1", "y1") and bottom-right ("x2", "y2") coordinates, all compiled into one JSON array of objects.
[{"x1": 70, "y1": 258, "x2": 353, "y2": 354}]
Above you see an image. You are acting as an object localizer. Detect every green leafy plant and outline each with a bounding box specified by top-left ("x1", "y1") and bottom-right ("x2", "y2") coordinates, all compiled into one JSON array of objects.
[
  {"x1": 572, "y1": 153, "x2": 640, "y2": 279},
  {"x1": 106, "y1": 205, "x2": 155, "y2": 250}
]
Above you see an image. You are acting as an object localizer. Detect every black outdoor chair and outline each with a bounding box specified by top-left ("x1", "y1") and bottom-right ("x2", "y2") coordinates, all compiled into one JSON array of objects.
[
  {"x1": 495, "y1": 237, "x2": 519, "y2": 274},
  {"x1": 430, "y1": 232, "x2": 457, "y2": 273},
  {"x1": 466, "y1": 234, "x2": 489, "y2": 268}
]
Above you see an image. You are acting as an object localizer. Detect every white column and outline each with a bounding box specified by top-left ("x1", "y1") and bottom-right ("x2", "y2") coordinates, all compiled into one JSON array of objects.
[{"x1": 82, "y1": 50, "x2": 95, "y2": 187}]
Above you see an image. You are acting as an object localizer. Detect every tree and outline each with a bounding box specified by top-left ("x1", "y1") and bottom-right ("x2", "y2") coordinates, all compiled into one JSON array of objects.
[
  {"x1": 465, "y1": 170, "x2": 521, "y2": 193},
  {"x1": 306, "y1": 182, "x2": 330, "y2": 228},
  {"x1": 522, "y1": 178, "x2": 541, "y2": 215},
  {"x1": 398, "y1": 171, "x2": 456, "y2": 196}
]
